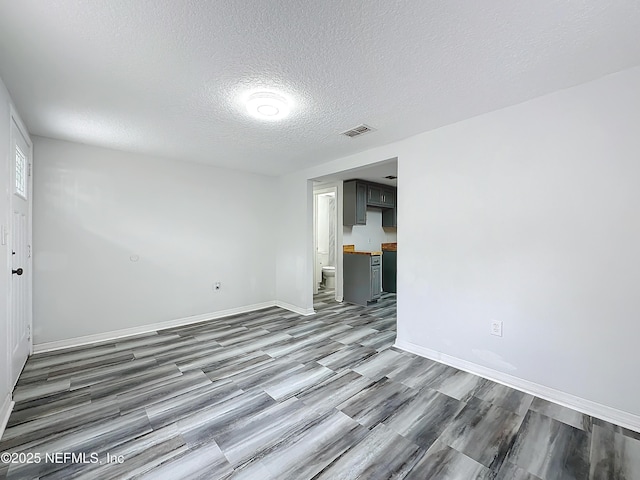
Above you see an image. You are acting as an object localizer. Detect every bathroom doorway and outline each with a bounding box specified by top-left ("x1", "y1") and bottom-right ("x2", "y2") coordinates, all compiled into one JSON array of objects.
[{"x1": 313, "y1": 185, "x2": 338, "y2": 298}]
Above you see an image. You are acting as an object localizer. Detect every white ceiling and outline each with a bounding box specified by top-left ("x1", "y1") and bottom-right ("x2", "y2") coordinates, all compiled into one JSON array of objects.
[{"x1": 1, "y1": 1, "x2": 639, "y2": 176}]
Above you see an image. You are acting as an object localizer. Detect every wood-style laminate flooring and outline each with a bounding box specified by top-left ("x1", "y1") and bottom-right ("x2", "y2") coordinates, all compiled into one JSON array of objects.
[{"x1": 1, "y1": 290, "x2": 639, "y2": 479}]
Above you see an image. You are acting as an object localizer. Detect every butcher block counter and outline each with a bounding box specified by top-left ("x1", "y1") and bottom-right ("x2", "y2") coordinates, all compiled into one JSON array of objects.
[
  {"x1": 381, "y1": 242, "x2": 397, "y2": 252},
  {"x1": 343, "y1": 245, "x2": 382, "y2": 256}
]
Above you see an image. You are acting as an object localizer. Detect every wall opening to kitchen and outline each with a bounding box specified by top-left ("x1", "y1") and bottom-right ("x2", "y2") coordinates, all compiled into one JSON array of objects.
[{"x1": 311, "y1": 158, "x2": 398, "y2": 309}]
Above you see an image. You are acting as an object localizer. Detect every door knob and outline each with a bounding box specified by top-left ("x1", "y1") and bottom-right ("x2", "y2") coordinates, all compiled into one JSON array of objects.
[{"x1": 12, "y1": 268, "x2": 23, "y2": 276}]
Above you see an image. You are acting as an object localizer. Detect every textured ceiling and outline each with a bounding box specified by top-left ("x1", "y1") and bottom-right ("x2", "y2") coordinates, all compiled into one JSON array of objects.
[{"x1": 1, "y1": 1, "x2": 639, "y2": 176}]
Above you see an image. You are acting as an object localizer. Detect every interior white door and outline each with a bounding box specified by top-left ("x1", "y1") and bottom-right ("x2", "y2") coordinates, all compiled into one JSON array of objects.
[{"x1": 9, "y1": 118, "x2": 32, "y2": 388}]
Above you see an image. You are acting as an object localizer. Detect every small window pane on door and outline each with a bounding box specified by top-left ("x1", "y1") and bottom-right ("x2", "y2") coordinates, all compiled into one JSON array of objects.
[{"x1": 15, "y1": 145, "x2": 27, "y2": 198}]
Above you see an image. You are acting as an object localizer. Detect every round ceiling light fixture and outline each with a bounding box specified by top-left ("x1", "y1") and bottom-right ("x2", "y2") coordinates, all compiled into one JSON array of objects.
[{"x1": 245, "y1": 91, "x2": 291, "y2": 120}]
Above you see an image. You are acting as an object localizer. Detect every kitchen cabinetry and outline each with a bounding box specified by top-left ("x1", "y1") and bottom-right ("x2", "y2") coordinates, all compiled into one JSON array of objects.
[
  {"x1": 382, "y1": 243, "x2": 397, "y2": 293},
  {"x1": 343, "y1": 180, "x2": 397, "y2": 227},
  {"x1": 343, "y1": 180, "x2": 367, "y2": 226},
  {"x1": 371, "y1": 260, "x2": 382, "y2": 298},
  {"x1": 382, "y1": 206, "x2": 397, "y2": 228},
  {"x1": 367, "y1": 184, "x2": 381, "y2": 205},
  {"x1": 367, "y1": 185, "x2": 395, "y2": 208},
  {"x1": 343, "y1": 252, "x2": 382, "y2": 306},
  {"x1": 381, "y1": 188, "x2": 395, "y2": 208}
]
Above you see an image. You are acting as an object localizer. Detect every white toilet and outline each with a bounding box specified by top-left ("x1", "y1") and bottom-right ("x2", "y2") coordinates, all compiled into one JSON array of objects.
[{"x1": 322, "y1": 266, "x2": 336, "y2": 289}]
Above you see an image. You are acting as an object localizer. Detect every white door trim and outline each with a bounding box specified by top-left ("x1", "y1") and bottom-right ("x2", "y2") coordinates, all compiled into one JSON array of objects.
[
  {"x1": 312, "y1": 183, "x2": 341, "y2": 302},
  {"x1": 0, "y1": 392, "x2": 14, "y2": 441},
  {"x1": 313, "y1": 191, "x2": 318, "y2": 296}
]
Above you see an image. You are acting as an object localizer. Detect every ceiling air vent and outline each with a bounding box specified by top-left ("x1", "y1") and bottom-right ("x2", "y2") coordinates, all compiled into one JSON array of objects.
[{"x1": 341, "y1": 124, "x2": 376, "y2": 138}]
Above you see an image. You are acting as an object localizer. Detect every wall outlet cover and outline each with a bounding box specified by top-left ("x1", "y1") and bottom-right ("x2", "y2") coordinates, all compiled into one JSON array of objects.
[{"x1": 491, "y1": 320, "x2": 503, "y2": 337}]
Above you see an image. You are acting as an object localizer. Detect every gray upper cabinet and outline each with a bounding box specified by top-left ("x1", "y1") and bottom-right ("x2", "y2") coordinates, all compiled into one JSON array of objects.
[
  {"x1": 356, "y1": 183, "x2": 367, "y2": 224},
  {"x1": 343, "y1": 180, "x2": 367, "y2": 226},
  {"x1": 344, "y1": 179, "x2": 397, "y2": 227},
  {"x1": 367, "y1": 184, "x2": 382, "y2": 205},
  {"x1": 382, "y1": 206, "x2": 397, "y2": 228},
  {"x1": 380, "y1": 188, "x2": 395, "y2": 208},
  {"x1": 367, "y1": 185, "x2": 395, "y2": 208}
]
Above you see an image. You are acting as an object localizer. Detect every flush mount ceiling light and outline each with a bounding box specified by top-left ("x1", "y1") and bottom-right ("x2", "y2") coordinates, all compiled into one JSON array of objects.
[{"x1": 245, "y1": 91, "x2": 291, "y2": 120}]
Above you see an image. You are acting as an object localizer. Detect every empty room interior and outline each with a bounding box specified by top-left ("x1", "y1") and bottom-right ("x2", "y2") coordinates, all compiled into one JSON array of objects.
[{"x1": 1, "y1": 2, "x2": 640, "y2": 479}]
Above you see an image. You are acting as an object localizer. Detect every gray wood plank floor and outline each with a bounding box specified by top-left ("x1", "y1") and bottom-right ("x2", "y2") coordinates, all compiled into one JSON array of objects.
[{"x1": 1, "y1": 290, "x2": 639, "y2": 479}]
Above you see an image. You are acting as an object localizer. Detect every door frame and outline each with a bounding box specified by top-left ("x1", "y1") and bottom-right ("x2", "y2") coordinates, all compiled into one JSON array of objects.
[
  {"x1": 7, "y1": 106, "x2": 33, "y2": 389},
  {"x1": 312, "y1": 182, "x2": 340, "y2": 302}
]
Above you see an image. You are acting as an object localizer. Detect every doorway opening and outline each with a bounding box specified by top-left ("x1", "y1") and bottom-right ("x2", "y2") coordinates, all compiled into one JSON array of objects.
[
  {"x1": 313, "y1": 185, "x2": 339, "y2": 302},
  {"x1": 311, "y1": 157, "x2": 398, "y2": 310}
]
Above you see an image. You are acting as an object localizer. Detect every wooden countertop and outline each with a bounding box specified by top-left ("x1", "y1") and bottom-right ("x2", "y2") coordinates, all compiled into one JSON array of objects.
[
  {"x1": 343, "y1": 245, "x2": 381, "y2": 256},
  {"x1": 381, "y1": 243, "x2": 397, "y2": 252}
]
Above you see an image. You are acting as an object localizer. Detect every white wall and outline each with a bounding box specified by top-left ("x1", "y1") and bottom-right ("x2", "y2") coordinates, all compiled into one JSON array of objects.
[
  {"x1": 275, "y1": 175, "x2": 314, "y2": 314},
  {"x1": 316, "y1": 194, "x2": 333, "y2": 256},
  {"x1": 32, "y1": 137, "x2": 277, "y2": 344},
  {"x1": 0, "y1": 76, "x2": 14, "y2": 432},
  {"x1": 277, "y1": 65, "x2": 640, "y2": 420},
  {"x1": 398, "y1": 66, "x2": 640, "y2": 418},
  {"x1": 343, "y1": 208, "x2": 397, "y2": 251}
]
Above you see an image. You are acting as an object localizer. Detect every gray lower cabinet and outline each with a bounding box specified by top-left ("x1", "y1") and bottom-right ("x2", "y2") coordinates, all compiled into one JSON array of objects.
[
  {"x1": 343, "y1": 254, "x2": 382, "y2": 306},
  {"x1": 371, "y1": 263, "x2": 381, "y2": 298},
  {"x1": 382, "y1": 251, "x2": 397, "y2": 293}
]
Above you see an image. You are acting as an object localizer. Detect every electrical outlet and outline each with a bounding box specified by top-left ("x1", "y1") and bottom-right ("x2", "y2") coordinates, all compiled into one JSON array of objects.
[
  {"x1": 491, "y1": 320, "x2": 503, "y2": 337},
  {"x1": 214, "y1": 282, "x2": 221, "y2": 291}
]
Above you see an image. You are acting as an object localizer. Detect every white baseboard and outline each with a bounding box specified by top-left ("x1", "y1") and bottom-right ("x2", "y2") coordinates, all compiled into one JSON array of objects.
[
  {"x1": 0, "y1": 393, "x2": 14, "y2": 440},
  {"x1": 395, "y1": 339, "x2": 640, "y2": 434},
  {"x1": 275, "y1": 300, "x2": 316, "y2": 316},
  {"x1": 33, "y1": 301, "x2": 278, "y2": 354}
]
